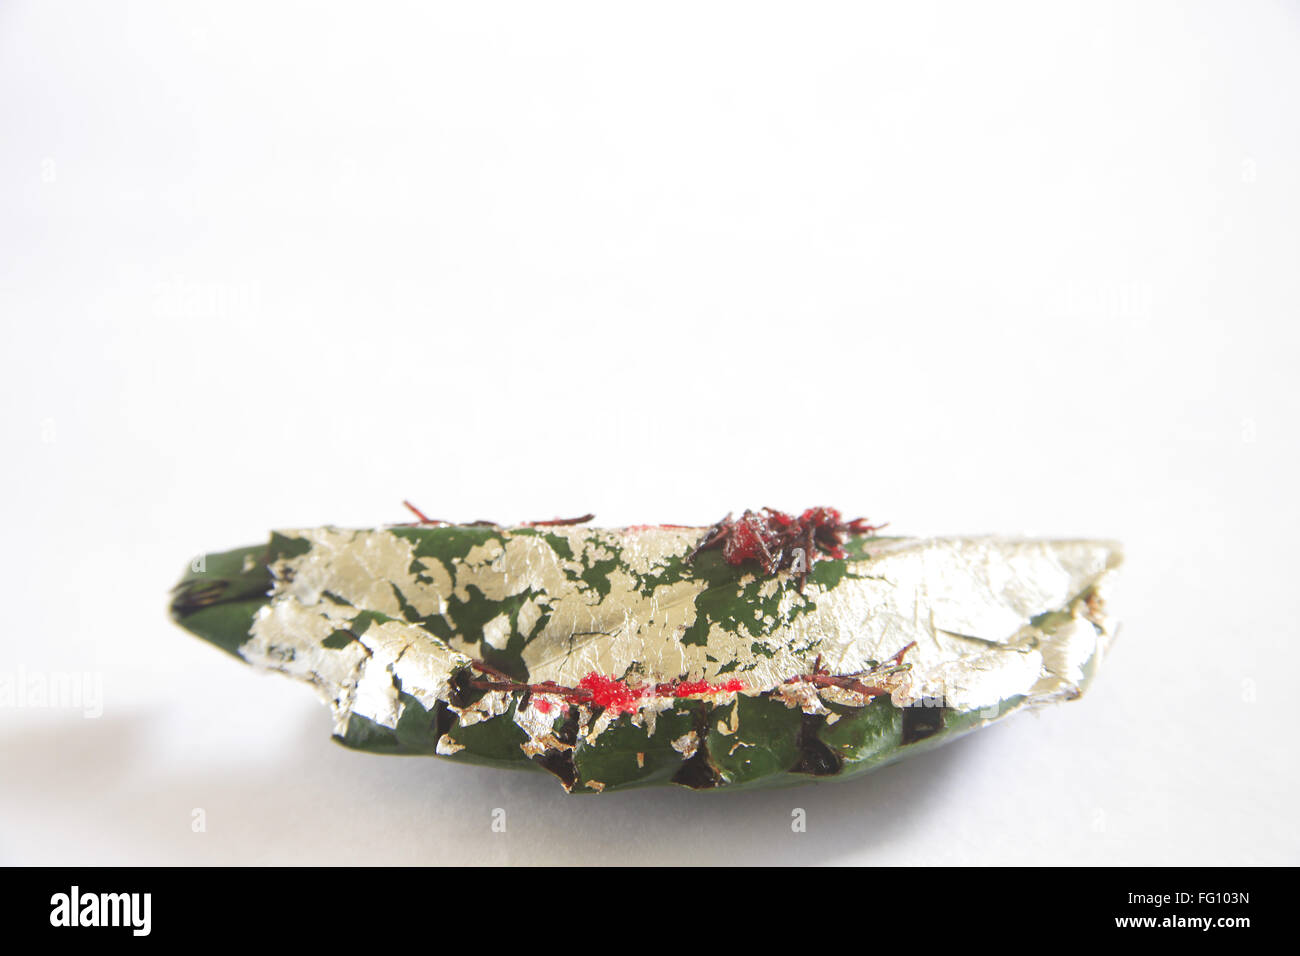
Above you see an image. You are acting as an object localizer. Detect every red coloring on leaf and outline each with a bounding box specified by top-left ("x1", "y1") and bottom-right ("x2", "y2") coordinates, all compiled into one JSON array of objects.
[
  {"x1": 672, "y1": 678, "x2": 746, "y2": 697},
  {"x1": 578, "y1": 673, "x2": 642, "y2": 714},
  {"x1": 471, "y1": 652, "x2": 909, "y2": 717},
  {"x1": 572, "y1": 672, "x2": 747, "y2": 712}
]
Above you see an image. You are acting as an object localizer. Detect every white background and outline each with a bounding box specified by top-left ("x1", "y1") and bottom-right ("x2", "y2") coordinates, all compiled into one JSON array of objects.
[{"x1": 2, "y1": 1, "x2": 1297, "y2": 865}]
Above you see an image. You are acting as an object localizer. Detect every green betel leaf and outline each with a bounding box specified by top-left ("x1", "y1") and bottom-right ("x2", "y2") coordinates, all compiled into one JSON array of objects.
[
  {"x1": 818, "y1": 696, "x2": 904, "y2": 768},
  {"x1": 704, "y1": 695, "x2": 803, "y2": 788},
  {"x1": 572, "y1": 705, "x2": 698, "y2": 792},
  {"x1": 169, "y1": 511, "x2": 1122, "y2": 792}
]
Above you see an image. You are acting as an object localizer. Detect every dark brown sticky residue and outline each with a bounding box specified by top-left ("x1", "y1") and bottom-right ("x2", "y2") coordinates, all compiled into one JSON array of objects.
[
  {"x1": 533, "y1": 750, "x2": 578, "y2": 791},
  {"x1": 671, "y1": 748, "x2": 723, "y2": 790},
  {"x1": 790, "y1": 712, "x2": 844, "y2": 776}
]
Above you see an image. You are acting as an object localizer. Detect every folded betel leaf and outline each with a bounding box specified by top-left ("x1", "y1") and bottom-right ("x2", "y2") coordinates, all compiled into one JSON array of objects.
[{"x1": 170, "y1": 507, "x2": 1122, "y2": 793}]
